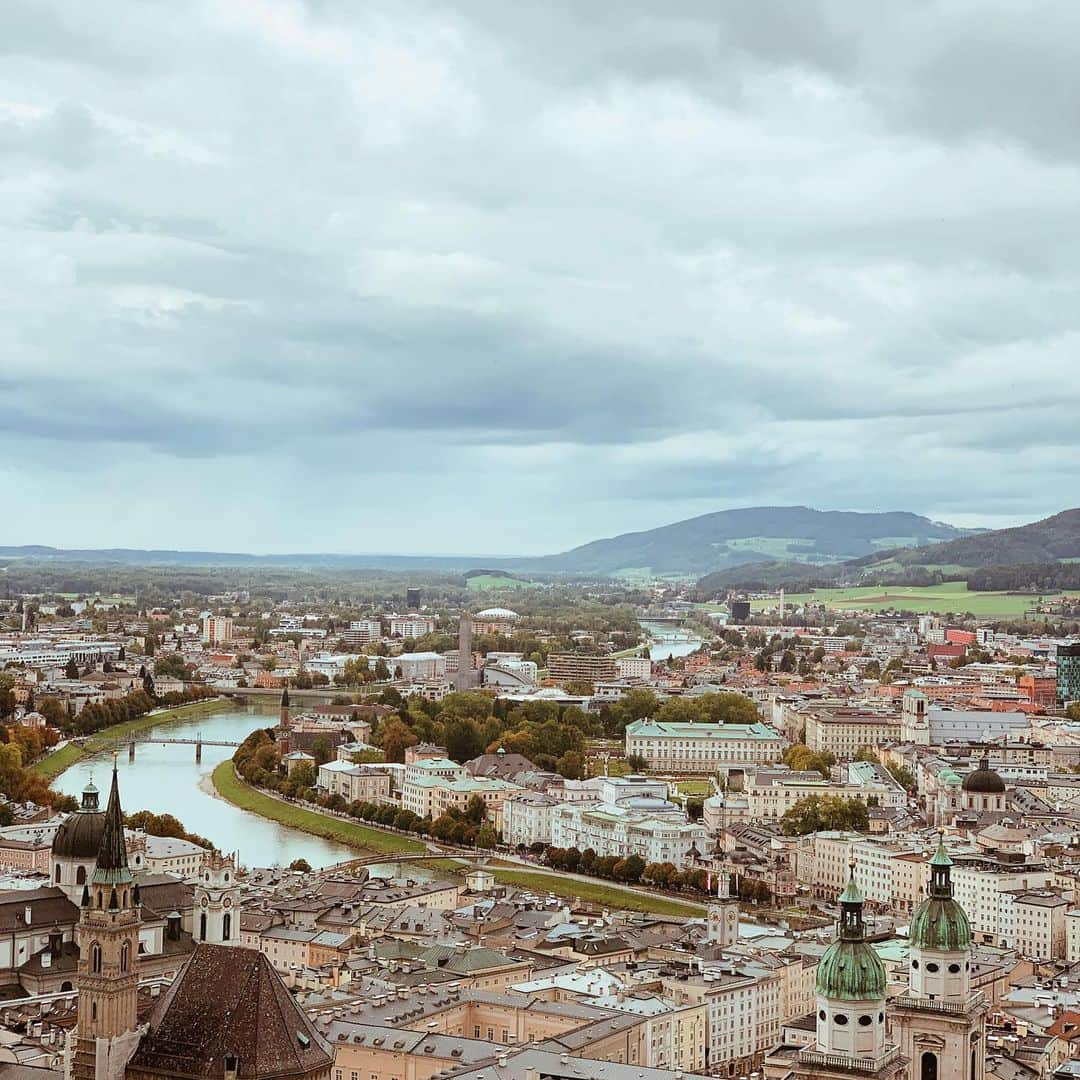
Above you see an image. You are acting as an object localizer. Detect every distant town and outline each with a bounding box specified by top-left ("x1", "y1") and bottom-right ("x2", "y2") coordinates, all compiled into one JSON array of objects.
[{"x1": 0, "y1": 562, "x2": 1077, "y2": 1080}]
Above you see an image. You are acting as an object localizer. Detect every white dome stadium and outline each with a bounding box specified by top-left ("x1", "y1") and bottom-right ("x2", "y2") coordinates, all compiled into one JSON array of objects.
[{"x1": 474, "y1": 607, "x2": 519, "y2": 620}]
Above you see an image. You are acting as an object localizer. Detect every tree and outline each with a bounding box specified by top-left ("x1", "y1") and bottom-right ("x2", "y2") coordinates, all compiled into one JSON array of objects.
[
  {"x1": 563, "y1": 679, "x2": 595, "y2": 696},
  {"x1": 783, "y1": 743, "x2": 835, "y2": 778},
  {"x1": 476, "y1": 824, "x2": 498, "y2": 850},
  {"x1": 627, "y1": 753, "x2": 648, "y2": 772},
  {"x1": 311, "y1": 737, "x2": 333, "y2": 766},
  {"x1": 855, "y1": 747, "x2": 880, "y2": 763},
  {"x1": 64, "y1": 656, "x2": 79, "y2": 680},
  {"x1": 886, "y1": 762, "x2": 916, "y2": 791},
  {"x1": 782, "y1": 795, "x2": 869, "y2": 836},
  {"x1": 373, "y1": 658, "x2": 391, "y2": 681},
  {"x1": 378, "y1": 718, "x2": 418, "y2": 763},
  {"x1": 154, "y1": 654, "x2": 188, "y2": 680},
  {"x1": 1067, "y1": 703, "x2": 1080, "y2": 722},
  {"x1": 556, "y1": 750, "x2": 585, "y2": 780},
  {"x1": 289, "y1": 858, "x2": 312, "y2": 873}
]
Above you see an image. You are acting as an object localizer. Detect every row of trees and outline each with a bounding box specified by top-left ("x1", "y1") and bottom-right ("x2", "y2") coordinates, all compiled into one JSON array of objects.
[
  {"x1": 63, "y1": 684, "x2": 217, "y2": 737},
  {"x1": 781, "y1": 794, "x2": 870, "y2": 835},
  {"x1": 232, "y1": 730, "x2": 500, "y2": 849},
  {"x1": 542, "y1": 845, "x2": 773, "y2": 903}
]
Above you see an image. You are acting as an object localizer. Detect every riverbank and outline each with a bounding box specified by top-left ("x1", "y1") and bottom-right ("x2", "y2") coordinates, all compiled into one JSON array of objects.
[
  {"x1": 210, "y1": 762, "x2": 426, "y2": 856},
  {"x1": 32, "y1": 699, "x2": 232, "y2": 782},
  {"x1": 213, "y1": 763, "x2": 706, "y2": 916}
]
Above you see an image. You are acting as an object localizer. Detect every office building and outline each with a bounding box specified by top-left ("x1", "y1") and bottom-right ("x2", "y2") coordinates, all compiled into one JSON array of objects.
[{"x1": 1059, "y1": 643, "x2": 1080, "y2": 705}]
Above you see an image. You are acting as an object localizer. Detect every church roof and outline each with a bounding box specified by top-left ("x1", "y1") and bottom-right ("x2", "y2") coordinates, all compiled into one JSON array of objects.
[
  {"x1": 128, "y1": 943, "x2": 333, "y2": 1079},
  {"x1": 963, "y1": 756, "x2": 1006, "y2": 794},
  {"x1": 909, "y1": 834, "x2": 971, "y2": 952}
]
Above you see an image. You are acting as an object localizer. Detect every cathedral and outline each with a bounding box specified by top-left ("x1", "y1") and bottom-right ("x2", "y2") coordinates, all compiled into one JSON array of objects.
[
  {"x1": 765, "y1": 834, "x2": 986, "y2": 1080},
  {"x1": 66, "y1": 763, "x2": 333, "y2": 1080}
]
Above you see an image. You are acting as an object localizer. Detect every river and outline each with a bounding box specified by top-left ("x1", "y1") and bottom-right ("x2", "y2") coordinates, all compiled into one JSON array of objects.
[
  {"x1": 639, "y1": 620, "x2": 704, "y2": 661},
  {"x1": 53, "y1": 704, "x2": 357, "y2": 870}
]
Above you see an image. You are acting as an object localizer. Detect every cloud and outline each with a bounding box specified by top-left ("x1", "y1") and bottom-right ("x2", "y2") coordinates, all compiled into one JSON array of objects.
[{"x1": 2, "y1": 1, "x2": 1079, "y2": 553}]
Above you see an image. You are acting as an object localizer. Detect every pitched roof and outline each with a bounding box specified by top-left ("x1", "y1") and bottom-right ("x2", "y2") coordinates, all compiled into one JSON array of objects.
[{"x1": 129, "y1": 943, "x2": 333, "y2": 1079}]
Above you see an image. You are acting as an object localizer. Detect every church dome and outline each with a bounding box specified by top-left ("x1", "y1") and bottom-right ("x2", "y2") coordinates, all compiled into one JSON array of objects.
[
  {"x1": 962, "y1": 755, "x2": 1005, "y2": 794},
  {"x1": 52, "y1": 781, "x2": 106, "y2": 859},
  {"x1": 815, "y1": 870, "x2": 886, "y2": 1001},
  {"x1": 909, "y1": 834, "x2": 971, "y2": 952}
]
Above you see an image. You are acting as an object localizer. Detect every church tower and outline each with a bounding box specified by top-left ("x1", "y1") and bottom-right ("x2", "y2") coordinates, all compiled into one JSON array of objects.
[
  {"x1": 766, "y1": 858, "x2": 905, "y2": 1080},
  {"x1": 194, "y1": 850, "x2": 240, "y2": 945},
  {"x1": 279, "y1": 684, "x2": 291, "y2": 731},
  {"x1": 890, "y1": 834, "x2": 988, "y2": 1080},
  {"x1": 73, "y1": 761, "x2": 143, "y2": 1080}
]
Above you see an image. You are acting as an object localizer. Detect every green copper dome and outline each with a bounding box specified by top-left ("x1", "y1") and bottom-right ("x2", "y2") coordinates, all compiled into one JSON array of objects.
[
  {"x1": 909, "y1": 834, "x2": 971, "y2": 952},
  {"x1": 815, "y1": 861, "x2": 887, "y2": 1001}
]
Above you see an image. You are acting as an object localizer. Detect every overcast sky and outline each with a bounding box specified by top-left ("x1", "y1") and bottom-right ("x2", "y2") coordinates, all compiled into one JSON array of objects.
[{"x1": 4, "y1": 2, "x2": 1079, "y2": 555}]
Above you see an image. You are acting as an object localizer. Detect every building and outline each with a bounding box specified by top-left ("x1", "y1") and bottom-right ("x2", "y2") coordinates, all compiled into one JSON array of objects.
[
  {"x1": 317, "y1": 760, "x2": 391, "y2": 804},
  {"x1": 388, "y1": 614, "x2": 437, "y2": 639},
  {"x1": 803, "y1": 708, "x2": 901, "y2": 760},
  {"x1": 1060, "y1": 643, "x2": 1080, "y2": 705},
  {"x1": 625, "y1": 719, "x2": 785, "y2": 773},
  {"x1": 406, "y1": 588, "x2": 421, "y2": 608},
  {"x1": 763, "y1": 862, "x2": 905, "y2": 1080},
  {"x1": 395, "y1": 652, "x2": 447, "y2": 681},
  {"x1": 340, "y1": 618, "x2": 382, "y2": 647},
  {"x1": 547, "y1": 653, "x2": 618, "y2": 685},
  {"x1": 201, "y1": 615, "x2": 234, "y2": 645},
  {"x1": 455, "y1": 614, "x2": 477, "y2": 692},
  {"x1": 616, "y1": 656, "x2": 652, "y2": 680},
  {"x1": 472, "y1": 607, "x2": 520, "y2": 635},
  {"x1": 193, "y1": 850, "x2": 241, "y2": 946},
  {"x1": 889, "y1": 836, "x2": 989, "y2": 1080}
]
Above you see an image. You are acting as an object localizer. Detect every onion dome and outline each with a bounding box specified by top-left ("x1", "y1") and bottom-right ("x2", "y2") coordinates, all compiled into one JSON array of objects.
[
  {"x1": 52, "y1": 780, "x2": 106, "y2": 859},
  {"x1": 909, "y1": 833, "x2": 971, "y2": 951},
  {"x1": 815, "y1": 859, "x2": 887, "y2": 1001},
  {"x1": 962, "y1": 754, "x2": 1005, "y2": 794}
]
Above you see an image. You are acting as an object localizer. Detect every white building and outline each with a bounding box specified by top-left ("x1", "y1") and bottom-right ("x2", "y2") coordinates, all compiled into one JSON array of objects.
[
  {"x1": 340, "y1": 619, "x2": 382, "y2": 646},
  {"x1": 395, "y1": 651, "x2": 447, "y2": 681},
  {"x1": 625, "y1": 719, "x2": 785, "y2": 773},
  {"x1": 388, "y1": 614, "x2": 437, "y2": 639},
  {"x1": 615, "y1": 656, "x2": 652, "y2": 680},
  {"x1": 201, "y1": 615, "x2": 234, "y2": 645},
  {"x1": 951, "y1": 863, "x2": 1055, "y2": 946},
  {"x1": 317, "y1": 760, "x2": 391, "y2": 805}
]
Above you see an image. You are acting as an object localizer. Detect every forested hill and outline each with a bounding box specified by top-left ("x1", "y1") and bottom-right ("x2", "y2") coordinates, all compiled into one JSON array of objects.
[
  {"x1": 878, "y1": 508, "x2": 1080, "y2": 569},
  {"x1": 522, "y1": 506, "x2": 972, "y2": 575}
]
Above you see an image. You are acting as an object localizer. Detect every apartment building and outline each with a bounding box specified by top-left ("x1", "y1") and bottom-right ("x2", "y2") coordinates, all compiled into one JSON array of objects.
[
  {"x1": 616, "y1": 656, "x2": 652, "y2": 680},
  {"x1": 1012, "y1": 891, "x2": 1070, "y2": 959},
  {"x1": 339, "y1": 618, "x2": 382, "y2": 646},
  {"x1": 625, "y1": 719, "x2": 785, "y2": 774},
  {"x1": 547, "y1": 653, "x2": 618, "y2": 685},
  {"x1": 550, "y1": 801, "x2": 707, "y2": 869},
  {"x1": 388, "y1": 614, "x2": 437, "y2": 639},
  {"x1": 951, "y1": 862, "x2": 1055, "y2": 946},
  {"x1": 400, "y1": 758, "x2": 520, "y2": 828},
  {"x1": 201, "y1": 615, "x2": 234, "y2": 645}
]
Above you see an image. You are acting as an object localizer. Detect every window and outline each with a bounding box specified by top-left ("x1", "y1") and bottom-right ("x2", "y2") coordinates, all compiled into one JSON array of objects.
[
  {"x1": 922, "y1": 1052, "x2": 938, "y2": 1080},
  {"x1": 926, "y1": 962, "x2": 939, "y2": 973},
  {"x1": 91, "y1": 943, "x2": 102, "y2": 974},
  {"x1": 818, "y1": 1010, "x2": 826, "y2": 1021},
  {"x1": 223, "y1": 913, "x2": 231, "y2": 941},
  {"x1": 76, "y1": 866, "x2": 86, "y2": 884},
  {"x1": 55, "y1": 864, "x2": 61, "y2": 884},
  {"x1": 948, "y1": 963, "x2": 961, "y2": 974},
  {"x1": 120, "y1": 942, "x2": 130, "y2": 973},
  {"x1": 858, "y1": 1016, "x2": 873, "y2": 1027},
  {"x1": 834, "y1": 1014, "x2": 848, "y2": 1026}
]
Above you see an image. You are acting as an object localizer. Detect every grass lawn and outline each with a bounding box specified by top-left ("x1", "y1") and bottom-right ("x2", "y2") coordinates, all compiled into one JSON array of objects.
[
  {"x1": 486, "y1": 866, "x2": 705, "y2": 917},
  {"x1": 32, "y1": 699, "x2": 234, "y2": 781},
  {"x1": 210, "y1": 762, "x2": 426, "y2": 855},
  {"x1": 677, "y1": 779, "x2": 712, "y2": 796},
  {"x1": 752, "y1": 582, "x2": 1060, "y2": 618},
  {"x1": 465, "y1": 574, "x2": 539, "y2": 591}
]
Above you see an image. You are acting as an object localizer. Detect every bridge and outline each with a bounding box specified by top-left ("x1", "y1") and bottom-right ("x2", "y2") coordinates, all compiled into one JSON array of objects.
[
  {"x1": 111, "y1": 734, "x2": 243, "y2": 764},
  {"x1": 322, "y1": 850, "x2": 491, "y2": 875}
]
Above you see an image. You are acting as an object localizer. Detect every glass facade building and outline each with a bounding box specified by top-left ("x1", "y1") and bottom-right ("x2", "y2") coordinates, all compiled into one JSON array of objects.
[{"x1": 1058, "y1": 643, "x2": 1080, "y2": 705}]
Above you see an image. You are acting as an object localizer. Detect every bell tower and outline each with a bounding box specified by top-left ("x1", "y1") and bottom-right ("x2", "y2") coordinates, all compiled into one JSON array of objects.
[
  {"x1": 890, "y1": 833, "x2": 988, "y2": 1080},
  {"x1": 194, "y1": 850, "x2": 240, "y2": 945},
  {"x1": 73, "y1": 760, "x2": 143, "y2": 1080}
]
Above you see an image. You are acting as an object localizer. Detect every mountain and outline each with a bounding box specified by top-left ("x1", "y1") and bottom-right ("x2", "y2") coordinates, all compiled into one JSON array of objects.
[
  {"x1": 517, "y1": 506, "x2": 974, "y2": 576},
  {"x1": 871, "y1": 507, "x2": 1080, "y2": 570}
]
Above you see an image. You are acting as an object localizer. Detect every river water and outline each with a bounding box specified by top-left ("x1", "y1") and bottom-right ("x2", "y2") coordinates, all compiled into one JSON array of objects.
[
  {"x1": 640, "y1": 620, "x2": 704, "y2": 662},
  {"x1": 53, "y1": 704, "x2": 357, "y2": 870}
]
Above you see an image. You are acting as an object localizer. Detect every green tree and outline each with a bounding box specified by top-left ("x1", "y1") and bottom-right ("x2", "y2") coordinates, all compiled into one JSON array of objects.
[
  {"x1": 476, "y1": 824, "x2": 498, "y2": 849},
  {"x1": 289, "y1": 858, "x2": 312, "y2": 873}
]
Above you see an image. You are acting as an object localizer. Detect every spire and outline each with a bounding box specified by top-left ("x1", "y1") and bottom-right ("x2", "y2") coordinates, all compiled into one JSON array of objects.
[
  {"x1": 837, "y1": 853, "x2": 865, "y2": 941},
  {"x1": 929, "y1": 829, "x2": 954, "y2": 898},
  {"x1": 92, "y1": 757, "x2": 132, "y2": 888},
  {"x1": 280, "y1": 684, "x2": 290, "y2": 708}
]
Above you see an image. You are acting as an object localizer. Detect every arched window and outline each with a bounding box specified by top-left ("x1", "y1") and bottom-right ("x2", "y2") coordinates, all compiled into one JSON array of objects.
[
  {"x1": 223, "y1": 913, "x2": 231, "y2": 941},
  {"x1": 91, "y1": 1002, "x2": 97, "y2": 1021},
  {"x1": 60, "y1": 981, "x2": 73, "y2": 992},
  {"x1": 91, "y1": 943, "x2": 102, "y2": 974},
  {"x1": 55, "y1": 864, "x2": 61, "y2": 884},
  {"x1": 120, "y1": 942, "x2": 130, "y2": 973},
  {"x1": 922, "y1": 1051, "x2": 938, "y2": 1080},
  {"x1": 200, "y1": 913, "x2": 207, "y2": 941},
  {"x1": 76, "y1": 866, "x2": 86, "y2": 885}
]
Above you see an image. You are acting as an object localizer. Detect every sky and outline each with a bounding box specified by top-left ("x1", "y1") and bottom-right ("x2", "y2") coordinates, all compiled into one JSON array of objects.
[{"x1": 4, "y1": 1, "x2": 1080, "y2": 556}]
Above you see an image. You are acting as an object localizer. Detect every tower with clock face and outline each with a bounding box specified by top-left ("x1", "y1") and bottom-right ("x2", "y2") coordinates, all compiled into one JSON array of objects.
[{"x1": 194, "y1": 850, "x2": 240, "y2": 946}]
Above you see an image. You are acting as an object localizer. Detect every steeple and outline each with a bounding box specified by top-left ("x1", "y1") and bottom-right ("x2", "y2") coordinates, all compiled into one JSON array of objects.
[
  {"x1": 837, "y1": 855, "x2": 866, "y2": 941},
  {"x1": 279, "y1": 683, "x2": 291, "y2": 733},
  {"x1": 929, "y1": 829, "x2": 955, "y2": 899},
  {"x1": 92, "y1": 758, "x2": 132, "y2": 893}
]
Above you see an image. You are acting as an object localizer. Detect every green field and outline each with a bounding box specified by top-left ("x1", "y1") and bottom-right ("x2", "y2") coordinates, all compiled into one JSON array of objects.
[
  {"x1": 485, "y1": 866, "x2": 705, "y2": 917},
  {"x1": 32, "y1": 699, "x2": 234, "y2": 781},
  {"x1": 753, "y1": 582, "x2": 1061, "y2": 617},
  {"x1": 210, "y1": 762, "x2": 426, "y2": 855},
  {"x1": 465, "y1": 574, "x2": 540, "y2": 592},
  {"x1": 676, "y1": 779, "x2": 712, "y2": 796}
]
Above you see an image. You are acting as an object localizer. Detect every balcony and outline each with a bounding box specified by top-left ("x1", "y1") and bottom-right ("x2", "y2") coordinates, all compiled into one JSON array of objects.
[
  {"x1": 797, "y1": 1047, "x2": 903, "y2": 1075},
  {"x1": 891, "y1": 992, "x2": 987, "y2": 1016}
]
